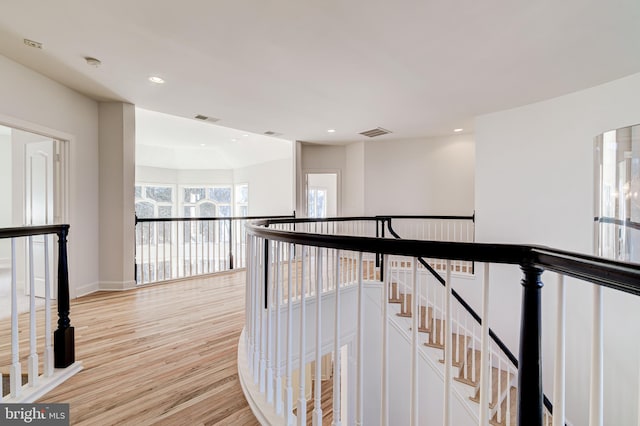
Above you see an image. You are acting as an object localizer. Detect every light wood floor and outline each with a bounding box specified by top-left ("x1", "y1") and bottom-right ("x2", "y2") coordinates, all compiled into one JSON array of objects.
[{"x1": 36, "y1": 272, "x2": 259, "y2": 426}]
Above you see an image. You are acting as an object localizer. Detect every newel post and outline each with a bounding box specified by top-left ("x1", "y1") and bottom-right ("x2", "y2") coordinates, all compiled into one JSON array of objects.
[
  {"x1": 54, "y1": 225, "x2": 75, "y2": 368},
  {"x1": 518, "y1": 263, "x2": 543, "y2": 426}
]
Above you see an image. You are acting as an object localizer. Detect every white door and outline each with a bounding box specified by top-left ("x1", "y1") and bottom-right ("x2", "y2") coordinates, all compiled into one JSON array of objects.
[
  {"x1": 305, "y1": 172, "x2": 339, "y2": 218},
  {"x1": 25, "y1": 139, "x2": 56, "y2": 298}
]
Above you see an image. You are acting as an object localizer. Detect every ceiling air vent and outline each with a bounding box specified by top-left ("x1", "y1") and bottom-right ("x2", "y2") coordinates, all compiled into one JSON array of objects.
[
  {"x1": 194, "y1": 115, "x2": 220, "y2": 123},
  {"x1": 359, "y1": 127, "x2": 392, "y2": 138},
  {"x1": 264, "y1": 131, "x2": 283, "y2": 137}
]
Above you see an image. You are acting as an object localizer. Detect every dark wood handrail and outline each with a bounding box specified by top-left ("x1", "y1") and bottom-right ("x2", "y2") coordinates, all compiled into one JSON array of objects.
[
  {"x1": 247, "y1": 217, "x2": 640, "y2": 294},
  {"x1": 247, "y1": 216, "x2": 640, "y2": 424},
  {"x1": 0, "y1": 224, "x2": 70, "y2": 239},
  {"x1": 135, "y1": 214, "x2": 295, "y2": 224}
]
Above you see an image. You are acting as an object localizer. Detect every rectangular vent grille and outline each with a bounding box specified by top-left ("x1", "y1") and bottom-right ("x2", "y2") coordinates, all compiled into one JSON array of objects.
[
  {"x1": 359, "y1": 127, "x2": 391, "y2": 138},
  {"x1": 194, "y1": 115, "x2": 220, "y2": 122}
]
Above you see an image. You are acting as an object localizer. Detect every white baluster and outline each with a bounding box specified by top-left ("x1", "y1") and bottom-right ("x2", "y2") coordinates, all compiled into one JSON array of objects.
[
  {"x1": 28, "y1": 236, "x2": 38, "y2": 387},
  {"x1": 463, "y1": 316, "x2": 468, "y2": 380},
  {"x1": 333, "y1": 251, "x2": 342, "y2": 426},
  {"x1": 44, "y1": 235, "x2": 53, "y2": 377},
  {"x1": 169, "y1": 222, "x2": 174, "y2": 279},
  {"x1": 155, "y1": 220, "x2": 159, "y2": 278},
  {"x1": 471, "y1": 323, "x2": 476, "y2": 384},
  {"x1": 553, "y1": 274, "x2": 566, "y2": 426},
  {"x1": 497, "y1": 357, "x2": 502, "y2": 423},
  {"x1": 356, "y1": 252, "x2": 364, "y2": 426},
  {"x1": 589, "y1": 286, "x2": 603, "y2": 426},
  {"x1": 638, "y1": 351, "x2": 640, "y2": 426},
  {"x1": 252, "y1": 237, "x2": 260, "y2": 380},
  {"x1": 259, "y1": 240, "x2": 267, "y2": 390},
  {"x1": 456, "y1": 306, "x2": 461, "y2": 366},
  {"x1": 506, "y1": 364, "x2": 511, "y2": 426},
  {"x1": 266, "y1": 241, "x2": 274, "y2": 404},
  {"x1": 479, "y1": 263, "x2": 490, "y2": 426},
  {"x1": 286, "y1": 243, "x2": 294, "y2": 425},
  {"x1": 275, "y1": 242, "x2": 283, "y2": 414},
  {"x1": 313, "y1": 248, "x2": 323, "y2": 426},
  {"x1": 10, "y1": 238, "x2": 22, "y2": 398},
  {"x1": 147, "y1": 223, "x2": 152, "y2": 282},
  {"x1": 380, "y1": 254, "x2": 388, "y2": 426},
  {"x1": 246, "y1": 235, "x2": 252, "y2": 373},
  {"x1": 443, "y1": 259, "x2": 452, "y2": 426},
  {"x1": 297, "y1": 246, "x2": 308, "y2": 426},
  {"x1": 411, "y1": 258, "x2": 419, "y2": 426}
]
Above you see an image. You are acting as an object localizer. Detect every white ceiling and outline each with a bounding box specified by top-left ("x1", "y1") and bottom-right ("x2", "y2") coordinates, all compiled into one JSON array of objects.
[
  {"x1": 0, "y1": 1, "x2": 639, "y2": 144},
  {"x1": 135, "y1": 108, "x2": 292, "y2": 169}
]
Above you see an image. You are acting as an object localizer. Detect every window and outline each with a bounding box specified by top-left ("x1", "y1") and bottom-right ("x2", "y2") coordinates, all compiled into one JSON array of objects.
[
  {"x1": 135, "y1": 183, "x2": 248, "y2": 218},
  {"x1": 235, "y1": 183, "x2": 249, "y2": 216},
  {"x1": 307, "y1": 187, "x2": 327, "y2": 218},
  {"x1": 135, "y1": 184, "x2": 174, "y2": 218},
  {"x1": 182, "y1": 185, "x2": 232, "y2": 217}
]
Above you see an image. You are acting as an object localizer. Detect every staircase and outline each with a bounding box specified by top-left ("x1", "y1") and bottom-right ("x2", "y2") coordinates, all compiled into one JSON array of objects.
[{"x1": 387, "y1": 276, "x2": 546, "y2": 426}]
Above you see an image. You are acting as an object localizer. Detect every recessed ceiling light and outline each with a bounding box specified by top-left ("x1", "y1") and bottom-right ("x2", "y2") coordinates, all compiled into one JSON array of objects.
[
  {"x1": 453, "y1": 128, "x2": 463, "y2": 133},
  {"x1": 23, "y1": 39, "x2": 42, "y2": 49},
  {"x1": 231, "y1": 139, "x2": 238, "y2": 142},
  {"x1": 149, "y1": 76, "x2": 165, "y2": 84},
  {"x1": 327, "y1": 129, "x2": 336, "y2": 133},
  {"x1": 200, "y1": 143, "x2": 206, "y2": 147},
  {"x1": 243, "y1": 134, "x2": 249, "y2": 137},
  {"x1": 85, "y1": 57, "x2": 101, "y2": 67}
]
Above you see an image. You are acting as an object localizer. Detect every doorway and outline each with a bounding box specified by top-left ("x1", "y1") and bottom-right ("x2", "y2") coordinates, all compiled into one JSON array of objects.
[
  {"x1": 305, "y1": 172, "x2": 339, "y2": 218},
  {"x1": 0, "y1": 124, "x2": 65, "y2": 312}
]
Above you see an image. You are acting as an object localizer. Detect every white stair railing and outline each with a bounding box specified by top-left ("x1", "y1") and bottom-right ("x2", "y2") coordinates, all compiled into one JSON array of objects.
[{"x1": 239, "y1": 216, "x2": 640, "y2": 426}]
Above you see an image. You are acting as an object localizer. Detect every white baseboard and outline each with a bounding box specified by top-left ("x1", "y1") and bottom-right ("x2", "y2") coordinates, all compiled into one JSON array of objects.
[
  {"x1": 1, "y1": 361, "x2": 83, "y2": 403},
  {"x1": 74, "y1": 281, "x2": 99, "y2": 298},
  {"x1": 99, "y1": 280, "x2": 137, "y2": 291}
]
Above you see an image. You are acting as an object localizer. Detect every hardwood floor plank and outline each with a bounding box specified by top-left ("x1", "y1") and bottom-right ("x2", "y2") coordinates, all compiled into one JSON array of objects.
[{"x1": 22, "y1": 272, "x2": 260, "y2": 425}]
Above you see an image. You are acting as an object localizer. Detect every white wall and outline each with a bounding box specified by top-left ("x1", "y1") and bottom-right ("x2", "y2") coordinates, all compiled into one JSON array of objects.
[
  {"x1": 474, "y1": 72, "x2": 640, "y2": 426},
  {"x1": 0, "y1": 133, "x2": 10, "y2": 266},
  {"x1": 344, "y1": 142, "x2": 365, "y2": 216},
  {"x1": 0, "y1": 54, "x2": 99, "y2": 298},
  {"x1": 300, "y1": 144, "x2": 346, "y2": 217},
  {"x1": 0, "y1": 134, "x2": 10, "y2": 227},
  {"x1": 300, "y1": 136, "x2": 474, "y2": 217},
  {"x1": 136, "y1": 165, "x2": 233, "y2": 185},
  {"x1": 233, "y1": 158, "x2": 294, "y2": 216},
  {"x1": 138, "y1": 160, "x2": 293, "y2": 217},
  {"x1": 364, "y1": 134, "x2": 475, "y2": 216},
  {"x1": 98, "y1": 102, "x2": 136, "y2": 292}
]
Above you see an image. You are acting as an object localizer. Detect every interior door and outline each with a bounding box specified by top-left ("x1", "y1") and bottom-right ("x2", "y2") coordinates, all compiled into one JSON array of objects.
[
  {"x1": 25, "y1": 139, "x2": 56, "y2": 298},
  {"x1": 305, "y1": 172, "x2": 338, "y2": 218}
]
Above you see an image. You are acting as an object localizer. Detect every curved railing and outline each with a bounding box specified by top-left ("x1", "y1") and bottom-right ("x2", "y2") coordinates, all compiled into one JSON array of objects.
[{"x1": 241, "y1": 216, "x2": 640, "y2": 426}]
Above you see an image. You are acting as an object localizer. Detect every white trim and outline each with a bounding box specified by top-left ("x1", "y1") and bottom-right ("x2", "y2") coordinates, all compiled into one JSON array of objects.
[
  {"x1": 238, "y1": 329, "x2": 290, "y2": 426},
  {"x1": 1, "y1": 362, "x2": 83, "y2": 403},
  {"x1": 99, "y1": 280, "x2": 137, "y2": 291},
  {"x1": 302, "y1": 169, "x2": 342, "y2": 218},
  {"x1": 74, "y1": 281, "x2": 100, "y2": 298}
]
